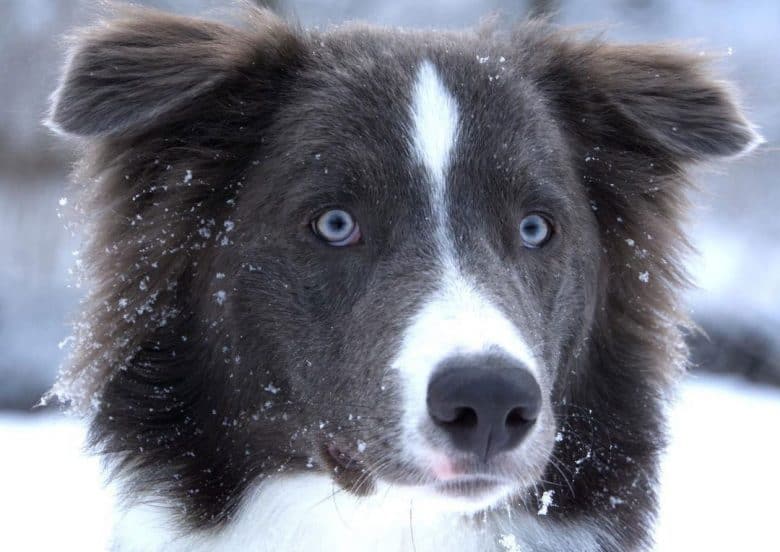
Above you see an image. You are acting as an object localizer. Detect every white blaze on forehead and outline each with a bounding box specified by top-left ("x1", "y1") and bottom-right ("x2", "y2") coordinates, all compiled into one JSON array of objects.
[
  {"x1": 410, "y1": 60, "x2": 459, "y2": 193},
  {"x1": 401, "y1": 60, "x2": 539, "y2": 465},
  {"x1": 398, "y1": 270, "x2": 537, "y2": 375}
]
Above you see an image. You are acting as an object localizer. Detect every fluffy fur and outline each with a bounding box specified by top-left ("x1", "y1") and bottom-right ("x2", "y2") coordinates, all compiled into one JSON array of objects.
[{"x1": 47, "y1": 5, "x2": 759, "y2": 551}]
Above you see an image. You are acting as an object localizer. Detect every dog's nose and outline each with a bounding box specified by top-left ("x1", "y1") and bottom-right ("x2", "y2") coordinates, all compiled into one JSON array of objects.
[{"x1": 426, "y1": 354, "x2": 542, "y2": 461}]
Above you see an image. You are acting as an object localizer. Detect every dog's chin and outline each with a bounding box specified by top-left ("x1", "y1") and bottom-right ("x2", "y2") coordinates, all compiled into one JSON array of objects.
[
  {"x1": 363, "y1": 475, "x2": 520, "y2": 516},
  {"x1": 322, "y1": 443, "x2": 543, "y2": 515},
  {"x1": 324, "y1": 458, "x2": 520, "y2": 515},
  {"x1": 424, "y1": 476, "x2": 519, "y2": 513}
]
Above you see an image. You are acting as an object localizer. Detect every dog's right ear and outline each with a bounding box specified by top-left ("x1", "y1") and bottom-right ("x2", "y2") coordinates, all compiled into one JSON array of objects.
[
  {"x1": 533, "y1": 33, "x2": 762, "y2": 162},
  {"x1": 47, "y1": 7, "x2": 300, "y2": 138}
]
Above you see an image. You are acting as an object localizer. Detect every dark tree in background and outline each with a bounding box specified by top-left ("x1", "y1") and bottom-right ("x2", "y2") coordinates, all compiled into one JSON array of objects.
[{"x1": 527, "y1": 0, "x2": 559, "y2": 17}]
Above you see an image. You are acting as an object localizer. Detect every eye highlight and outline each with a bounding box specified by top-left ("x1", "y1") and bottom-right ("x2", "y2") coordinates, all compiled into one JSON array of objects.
[
  {"x1": 312, "y1": 209, "x2": 361, "y2": 246},
  {"x1": 519, "y1": 213, "x2": 553, "y2": 248}
]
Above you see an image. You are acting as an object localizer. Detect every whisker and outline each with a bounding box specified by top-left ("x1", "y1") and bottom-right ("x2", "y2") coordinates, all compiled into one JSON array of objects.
[{"x1": 548, "y1": 455, "x2": 576, "y2": 498}]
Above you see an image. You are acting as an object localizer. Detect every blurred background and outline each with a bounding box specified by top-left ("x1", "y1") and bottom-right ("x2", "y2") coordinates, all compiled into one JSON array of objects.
[{"x1": 0, "y1": 1, "x2": 777, "y2": 550}]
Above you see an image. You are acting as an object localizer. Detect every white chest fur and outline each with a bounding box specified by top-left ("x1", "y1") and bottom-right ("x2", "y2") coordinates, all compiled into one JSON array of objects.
[{"x1": 111, "y1": 474, "x2": 607, "y2": 552}]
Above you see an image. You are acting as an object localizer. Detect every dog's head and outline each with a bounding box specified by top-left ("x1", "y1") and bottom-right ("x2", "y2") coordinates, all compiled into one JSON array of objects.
[{"x1": 48, "y1": 6, "x2": 758, "y2": 531}]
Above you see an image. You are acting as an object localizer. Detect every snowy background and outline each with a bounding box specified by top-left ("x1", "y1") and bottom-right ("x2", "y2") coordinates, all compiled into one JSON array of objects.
[{"x1": 0, "y1": 0, "x2": 777, "y2": 550}]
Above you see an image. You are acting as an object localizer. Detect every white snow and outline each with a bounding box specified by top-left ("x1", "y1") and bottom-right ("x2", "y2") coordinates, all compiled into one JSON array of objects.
[
  {"x1": 537, "y1": 489, "x2": 555, "y2": 516},
  {"x1": 655, "y1": 374, "x2": 780, "y2": 552},
  {"x1": 213, "y1": 290, "x2": 226, "y2": 305},
  {"x1": 0, "y1": 413, "x2": 114, "y2": 551},
  {"x1": 498, "y1": 533, "x2": 522, "y2": 552}
]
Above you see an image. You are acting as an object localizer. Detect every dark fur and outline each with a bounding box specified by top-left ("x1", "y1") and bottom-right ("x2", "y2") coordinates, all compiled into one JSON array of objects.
[{"x1": 48, "y1": 5, "x2": 757, "y2": 550}]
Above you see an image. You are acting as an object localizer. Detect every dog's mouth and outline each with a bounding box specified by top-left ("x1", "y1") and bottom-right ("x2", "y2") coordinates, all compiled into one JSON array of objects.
[
  {"x1": 321, "y1": 443, "x2": 515, "y2": 501},
  {"x1": 321, "y1": 443, "x2": 376, "y2": 496},
  {"x1": 431, "y1": 475, "x2": 508, "y2": 498}
]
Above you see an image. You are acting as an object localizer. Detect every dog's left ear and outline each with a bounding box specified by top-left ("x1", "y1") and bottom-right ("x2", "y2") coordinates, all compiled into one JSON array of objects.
[
  {"x1": 46, "y1": 6, "x2": 299, "y2": 138},
  {"x1": 546, "y1": 41, "x2": 762, "y2": 161}
]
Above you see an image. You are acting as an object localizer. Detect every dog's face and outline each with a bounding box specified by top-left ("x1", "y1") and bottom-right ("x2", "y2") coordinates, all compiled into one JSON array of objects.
[
  {"x1": 225, "y1": 51, "x2": 602, "y2": 511},
  {"x1": 48, "y1": 6, "x2": 759, "y2": 533}
]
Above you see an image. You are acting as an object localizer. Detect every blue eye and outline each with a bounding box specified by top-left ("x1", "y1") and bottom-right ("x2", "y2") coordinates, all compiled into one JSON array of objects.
[
  {"x1": 312, "y1": 209, "x2": 361, "y2": 246},
  {"x1": 519, "y1": 213, "x2": 552, "y2": 248}
]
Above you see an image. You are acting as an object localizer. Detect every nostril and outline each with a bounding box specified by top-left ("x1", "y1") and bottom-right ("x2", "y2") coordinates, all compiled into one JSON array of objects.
[
  {"x1": 426, "y1": 354, "x2": 543, "y2": 460},
  {"x1": 430, "y1": 406, "x2": 479, "y2": 428},
  {"x1": 450, "y1": 407, "x2": 478, "y2": 428},
  {"x1": 505, "y1": 406, "x2": 535, "y2": 428}
]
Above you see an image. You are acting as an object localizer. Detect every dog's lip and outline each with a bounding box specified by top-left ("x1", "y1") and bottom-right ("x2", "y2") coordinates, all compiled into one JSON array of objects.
[
  {"x1": 321, "y1": 442, "x2": 376, "y2": 496},
  {"x1": 431, "y1": 474, "x2": 509, "y2": 493},
  {"x1": 324, "y1": 443, "x2": 364, "y2": 472},
  {"x1": 322, "y1": 443, "x2": 514, "y2": 499}
]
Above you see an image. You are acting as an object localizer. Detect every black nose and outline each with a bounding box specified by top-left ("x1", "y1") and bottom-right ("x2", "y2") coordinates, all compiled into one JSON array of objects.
[{"x1": 426, "y1": 354, "x2": 542, "y2": 461}]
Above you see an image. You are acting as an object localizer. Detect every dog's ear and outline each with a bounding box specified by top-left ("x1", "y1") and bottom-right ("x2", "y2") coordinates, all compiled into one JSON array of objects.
[
  {"x1": 526, "y1": 34, "x2": 762, "y2": 346},
  {"x1": 47, "y1": 7, "x2": 300, "y2": 138},
  {"x1": 542, "y1": 39, "x2": 762, "y2": 161}
]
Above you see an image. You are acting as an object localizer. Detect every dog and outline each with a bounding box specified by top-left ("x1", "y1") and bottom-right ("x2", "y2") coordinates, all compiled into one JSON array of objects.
[{"x1": 46, "y1": 5, "x2": 760, "y2": 551}]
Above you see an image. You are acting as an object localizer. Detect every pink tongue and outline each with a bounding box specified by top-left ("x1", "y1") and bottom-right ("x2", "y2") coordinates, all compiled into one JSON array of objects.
[{"x1": 431, "y1": 454, "x2": 458, "y2": 480}]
